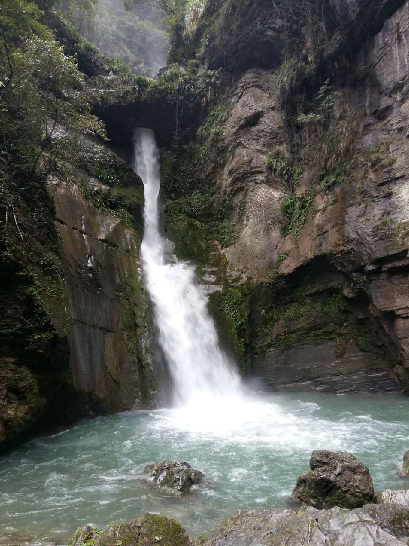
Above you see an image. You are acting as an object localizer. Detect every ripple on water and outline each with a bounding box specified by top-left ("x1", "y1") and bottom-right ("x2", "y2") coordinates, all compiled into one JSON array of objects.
[{"x1": 0, "y1": 392, "x2": 409, "y2": 543}]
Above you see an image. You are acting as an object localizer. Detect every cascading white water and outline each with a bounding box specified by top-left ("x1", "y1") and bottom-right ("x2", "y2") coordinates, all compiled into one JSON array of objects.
[{"x1": 133, "y1": 128, "x2": 240, "y2": 406}]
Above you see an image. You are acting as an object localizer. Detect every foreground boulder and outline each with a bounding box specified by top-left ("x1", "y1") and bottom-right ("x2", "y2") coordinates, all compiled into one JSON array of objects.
[
  {"x1": 291, "y1": 450, "x2": 374, "y2": 509},
  {"x1": 376, "y1": 490, "x2": 409, "y2": 506},
  {"x1": 69, "y1": 513, "x2": 193, "y2": 546},
  {"x1": 401, "y1": 451, "x2": 409, "y2": 477},
  {"x1": 209, "y1": 504, "x2": 409, "y2": 546},
  {"x1": 144, "y1": 461, "x2": 204, "y2": 492}
]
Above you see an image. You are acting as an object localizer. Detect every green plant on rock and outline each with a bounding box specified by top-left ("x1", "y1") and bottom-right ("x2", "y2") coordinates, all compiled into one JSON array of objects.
[
  {"x1": 367, "y1": 141, "x2": 397, "y2": 170},
  {"x1": 281, "y1": 193, "x2": 313, "y2": 236},
  {"x1": 266, "y1": 149, "x2": 303, "y2": 191},
  {"x1": 161, "y1": 105, "x2": 227, "y2": 201},
  {"x1": 202, "y1": 220, "x2": 235, "y2": 249},
  {"x1": 82, "y1": 187, "x2": 135, "y2": 227},
  {"x1": 164, "y1": 192, "x2": 212, "y2": 225},
  {"x1": 297, "y1": 79, "x2": 336, "y2": 127},
  {"x1": 259, "y1": 289, "x2": 382, "y2": 357},
  {"x1": 378, "y1": 214, "x2": 409, "y2": 245}
]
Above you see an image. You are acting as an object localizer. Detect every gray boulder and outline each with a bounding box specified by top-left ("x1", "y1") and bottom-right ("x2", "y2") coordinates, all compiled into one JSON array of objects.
[
  {"x1": 376, "y1": 490, "x2": 409, "y2": 506},
  {"x1": 144, "y1": 460, "x2": 204, "y2": 492},
  {"x1": 291, "y1": 450, "x2": 374, "y2": 509},
  {"x1": 208, "y1": 504, "x2": 409, "y2": 546},
  {"x1": 401, "y1": 451, "x2": 409, "y2": 477}
]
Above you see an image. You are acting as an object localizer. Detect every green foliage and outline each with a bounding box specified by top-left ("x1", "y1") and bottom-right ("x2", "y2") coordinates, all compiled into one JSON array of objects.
[
  {"x1": 54, "y1": 0, "x2": 98, "y2": 35},
  {"x1": 319, "y1": 162, "x2": 348, "y2": 191},
  {"x1": 297, "y1": 112, "x2": 322, "y2": 125},
  {"x1": 297, "y1": 80, "x2": 336, "y2": 128},
  {"x1": 257, "y1": 289, "x2": 380, "y2": 356},
  {"x1": 82, "y1": 186, "x2": 136, "y2": 228},
  {"x1": 0, "y1": 1, "x2": 106, "y2": 184},
  {"x1": 206, "y1": 220, "x2": 237, "y2": 249},
  {"x1": 76, "y1": 141, "x2": 136, "y2": 188},
  {"x1": 281, "y1": 194, "x2": 313, "y2": 236},
  {"x1": 165, "y1": 192, "x2": 211, "y2": 223},
  {"x1": 366, "y1": 141, "x2": 397, "y2": 170},
  {"x1": 378, "y1": 215, "x2": 409, "y2": 245},
  {"x1": 266, "y1": 149, "x2": 303, "y2": 191},
  {"x1": 161, "y1": 104, "x2": 225, "y2": 200}
]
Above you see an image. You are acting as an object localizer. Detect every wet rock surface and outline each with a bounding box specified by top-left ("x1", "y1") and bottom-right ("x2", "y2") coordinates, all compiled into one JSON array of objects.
[
  {"x1": 376, "y1": 490, "x2": 409, "y2": 506},
  {"x1": 144, "y1": 461, "x2": 204, "y2": 492},
  {"x1": 201, "y1": 0, "x2": 409, "y2": 394},
  {"x1": 208, "y1": 504, "x2": 409, "y2": 546},
  {"x1": 52, "y1": 171, "x2": 157, "y2": 414},
  {"x1": 291, "y1": 450, "x2": 375, "y2": 509},
  {"x1": 401, "y1": 450, "x2": 409, "y2": 477}
]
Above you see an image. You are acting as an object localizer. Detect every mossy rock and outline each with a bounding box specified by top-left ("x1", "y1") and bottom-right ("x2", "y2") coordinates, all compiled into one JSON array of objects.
[{"x1": 69, "y1": 514, "x2": 193, "y2": 546}]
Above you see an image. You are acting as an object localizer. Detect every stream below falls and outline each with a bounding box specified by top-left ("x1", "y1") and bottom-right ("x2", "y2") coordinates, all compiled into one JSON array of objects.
[{"x1": 1, "y1": 391, "x2": 409, "y2": 543}]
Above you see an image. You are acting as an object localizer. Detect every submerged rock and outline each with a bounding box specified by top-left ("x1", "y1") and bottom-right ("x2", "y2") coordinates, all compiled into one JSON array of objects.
[
  {"x1": 401, "y1": 451, "x2": 409, "y2": 477},
  {"x1": 144, "y1": 460, "x2": 204, "y2": 492},
  {"x1": 69, "y1": 514, "x2": 193, "y2": 546},
  {"x1": 208, "y1": 504, "x2": 409, "y2": 546},
  {"x1": 291, "y1": 450, "x2": 374, "y2": 509},
  {"x1": 376, "y1": 490, "x2": 409, "y2": 506}
]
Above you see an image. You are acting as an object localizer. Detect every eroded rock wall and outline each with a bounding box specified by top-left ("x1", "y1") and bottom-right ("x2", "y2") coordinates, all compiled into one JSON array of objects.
[
  {"x1": 51, "y1": 171, "x2": 157, "y2": 412},
  {"x1": 161, "y1": 0, "x2": 409, "y2": 393},
  {"x1": 0, "y1": 157, "x2": 157, "y2": 453}
]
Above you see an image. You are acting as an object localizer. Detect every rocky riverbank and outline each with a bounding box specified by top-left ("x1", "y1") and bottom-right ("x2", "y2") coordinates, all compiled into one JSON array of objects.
[{"x1": 64, "y1": 450, "x2": 409, "y2": 546}]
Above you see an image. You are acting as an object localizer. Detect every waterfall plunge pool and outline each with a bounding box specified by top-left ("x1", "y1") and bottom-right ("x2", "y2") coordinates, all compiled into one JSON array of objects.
[{"x1": 1, "y1": 390, "x2": 409, "y2": 544}]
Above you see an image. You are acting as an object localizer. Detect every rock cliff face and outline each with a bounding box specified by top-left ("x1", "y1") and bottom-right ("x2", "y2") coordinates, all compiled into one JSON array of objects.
[
  {"x1": 51, "y1": 170, "x2": 156, "y2": 413},
  {"x1": 159, "y1": 0, "x2": 409, "y2": 393},
  {"x1": 0, "y1": 153, "x2": 157, "y2": 453},
  {"x1": 2, "y1": 0, "x2": 408, "y2": 452}
]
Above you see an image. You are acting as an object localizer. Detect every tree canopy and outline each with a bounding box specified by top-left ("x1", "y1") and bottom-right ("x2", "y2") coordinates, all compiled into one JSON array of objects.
[{"x1": 0, "y1": 0, "x2": 105, "y2": 185}]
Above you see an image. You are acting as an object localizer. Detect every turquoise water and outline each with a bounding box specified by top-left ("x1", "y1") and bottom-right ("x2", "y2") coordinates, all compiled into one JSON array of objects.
[{"x1": 1, "y1": 391, "x2": 409, "y2": 544}]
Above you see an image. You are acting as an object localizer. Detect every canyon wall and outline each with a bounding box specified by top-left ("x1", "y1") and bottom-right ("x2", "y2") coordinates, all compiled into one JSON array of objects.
[
  {"x1": 2, "y1": 0, "x2": 409, "y2": 453},
  {"x1": 157, "y1": 0, "x2": 409, "y2": 393},
  {"x1": 0, "y1": 151, "x2": 157, "y2": 453}
]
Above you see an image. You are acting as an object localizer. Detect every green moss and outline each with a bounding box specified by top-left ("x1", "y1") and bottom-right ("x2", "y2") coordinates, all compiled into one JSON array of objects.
[
  {"x1": 82, "y1": 186, "x2": 135, "y2": 228},
  {"x1": 389, "y1": 510, "x2": 409, "y2": 536},
  {"x1": 165, "y1": 214, "x2": 211, "y2": 263},
  {"x1": 274, "y1": 329, "x2": 338, "y2": 349},
  {"x1": 218, "y1": 288, "x2": 249, "y2": 368},
  {"x1": 69, "y1": 527, "x2": 103, "y2": 546},
  {"x1": 265, "y1": 253, "x2": 289, "y2": 286},
  {"x1": 82, "y1": 152, "x2": 137, "y2": 188},
  {"x1": 137, "y1": 513, "x2": 189, "y2": 546},
  {"x1": 253, "y1": 288, "x2": 382, "y2": 357},
  {"x1": 165, "y1": 192, "x2": 212, "y2": 224},
  {"x1": 355, "y1": 329, "x2": 378, "y2": 353}
]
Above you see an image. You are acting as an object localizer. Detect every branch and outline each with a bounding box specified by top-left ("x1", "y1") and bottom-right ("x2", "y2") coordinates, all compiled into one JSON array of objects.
[
  {"x1": 12, "y1": 206, "x2": 24, "y2": 241},
  {"x1": 31, "y1": 115, "x2": 59, "y2": 176},
  {"x1": 0, "y1": 30, "x2": 13, "y2": 90}
]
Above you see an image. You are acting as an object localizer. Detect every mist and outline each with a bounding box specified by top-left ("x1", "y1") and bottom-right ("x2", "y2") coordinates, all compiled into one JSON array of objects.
[{"x1": 85, "y1": 0, "x2": 169, "y2": 76}]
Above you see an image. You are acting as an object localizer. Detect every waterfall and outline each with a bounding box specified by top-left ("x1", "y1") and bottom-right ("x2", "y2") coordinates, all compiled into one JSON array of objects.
[{"x1": 133, "y1": 128, "x2": 240, "y2": 406}]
